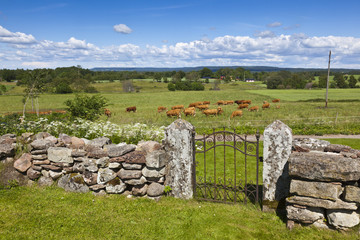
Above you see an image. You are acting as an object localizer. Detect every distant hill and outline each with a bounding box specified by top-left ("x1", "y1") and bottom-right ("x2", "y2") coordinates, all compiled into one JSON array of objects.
[{"x1": 91, "y1": 66, "x2": 360, "y2": 73}]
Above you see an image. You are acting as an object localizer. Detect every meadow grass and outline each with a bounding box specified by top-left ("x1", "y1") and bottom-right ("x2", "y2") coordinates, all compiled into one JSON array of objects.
[
  {"x1": 1, "y1": 81, "x2": 360, "y2": 134},
  {"x1": 0, "y1": 186, "x2": 359, "y2": 240}
]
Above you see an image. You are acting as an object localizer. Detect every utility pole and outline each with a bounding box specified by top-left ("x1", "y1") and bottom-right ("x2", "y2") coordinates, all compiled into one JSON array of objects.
[{"x1": 325, "y1": 50, "x2": 331, "y2": 108}]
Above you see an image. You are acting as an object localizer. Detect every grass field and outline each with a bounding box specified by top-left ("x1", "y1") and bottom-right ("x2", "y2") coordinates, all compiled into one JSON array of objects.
[
  {"x1": 1, "y1": 81, "x2": 360, "y2": 134},
  {"x1": 1, "y1": 186, "x2": 359, "y2": 240}
]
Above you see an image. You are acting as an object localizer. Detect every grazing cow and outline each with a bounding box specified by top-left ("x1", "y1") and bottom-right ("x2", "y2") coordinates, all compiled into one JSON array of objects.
[
  {"x1": 202, "y1": 101, "x2": 210, "y2": 105},
  {"x1": 126, "y1": 106, "x2": 137, "y2": 112},
  {"x1": 225, "y1": 100, "x2": 234, "y2": 105},
  {"x1": 231, "y1": 110, "x2": 243, "y2": 118},
  {"x1": 203, "y1": 107, "x2": 223, "y2": 116},
  {"x1": 272, "y1": 99, "x2": 280, "y2": 103},
  {"x1": 216, "y1": 100, "x2": 225, "y2": 105},
  {"x1": 166, "y1": 109, "x2": 181, "y2": 118},
  {"x1": 55, "y1": 110, "x2": 67, "y2": 114},
  {"x1": 237, "y1": 104, "x2": 249, "y2": 109},
  {"x1": 262, "y1": 102, "x2": 270, "y2": 109},
  {"x1": 104, "y1": 108, "x2": 111, "y2": 118},
  {"x1": 242, "y1": 100, "x2": 252, "y2": 105},
  {"x1": 157, "y1": 106, "x2": 167, "y2": 113},
  {"x1": 197, "y1": 104, "x2": 209, "y2": 111},
  {"x1": 235, "y1": 100, "x2": 243, "y2": 105},
  {"x1": 248, "y1": 106, "x2": 259, "y2": 112},
  {"x1": 171, "y1": 105, "x2": 184, "y2": 110},
  {"x1": 184, "y1": 107, "x2": 196, "y2": 116},
  {"x1": 188, "y1": 102, "x2": 203, "y2": 108}
]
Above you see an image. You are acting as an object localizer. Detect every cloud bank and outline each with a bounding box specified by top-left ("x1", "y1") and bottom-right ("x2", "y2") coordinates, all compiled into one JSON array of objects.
[{"x1": 1, "y1": 25, "x2": 360, "y2": 69}]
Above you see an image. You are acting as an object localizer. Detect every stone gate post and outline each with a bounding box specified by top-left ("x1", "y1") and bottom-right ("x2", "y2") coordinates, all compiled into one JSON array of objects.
[
  {"x1": 164, "y1": 119, "x2": 195, "y2": 199},
  {"x1": 262, "y1": 120, "x2": 293, "y2": 212}
]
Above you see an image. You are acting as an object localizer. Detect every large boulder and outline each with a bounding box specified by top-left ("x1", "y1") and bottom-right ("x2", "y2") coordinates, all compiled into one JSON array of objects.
[
  {"x1": 289, "y1": 152, "x2": 360, "y2": 182},
  {"x1": 0, "y1": 144, "x2": 15, "y2": 159}
]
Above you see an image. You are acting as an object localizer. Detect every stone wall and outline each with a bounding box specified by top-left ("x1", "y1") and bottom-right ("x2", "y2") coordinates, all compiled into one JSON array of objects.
[
  {"x1": 1, "y1": 132, "x2": 168, "y2": 198},
  {"x1": 0, "y1": 119, "x2": 196, "y2": 200},
  {"x1": 287, "y1": 138, "x2": 360, "y2": 230}
]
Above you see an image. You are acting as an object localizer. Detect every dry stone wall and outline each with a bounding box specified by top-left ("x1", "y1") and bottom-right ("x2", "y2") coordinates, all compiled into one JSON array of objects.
[
  {"x1": 1, "y1": 132, "x2": 167, "y2": 199},
  {"x1": 287, "y1": 138, "x2": 360, "y2": 230}
]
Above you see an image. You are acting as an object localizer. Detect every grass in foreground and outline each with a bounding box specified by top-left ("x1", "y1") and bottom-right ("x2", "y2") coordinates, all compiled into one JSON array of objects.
[{"x1": 0, "y1": 186, "x2": 359, "y2": 240}]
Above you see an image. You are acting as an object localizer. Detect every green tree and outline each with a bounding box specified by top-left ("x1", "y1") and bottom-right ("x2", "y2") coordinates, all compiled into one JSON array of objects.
[
  {"x1": 334, "y1": 73, "x2": 347, "y2": 88},
  {"x1": 64, "y1": 94, "x2": 109, "y2": 121},
  {"x1": 153, "y1": 72, "x2": 162, "y2": 82},
  {"x1": 185, "y1": 71, "x2": 200, "y2": 81},
  {"x1": 318, "y1": 75, "x2": 327, "y2": 88},
  {"x1": 167, "y1": 83, "x2": 176, "y2": 91},
  {"x1": 200, "y1": 67, "x2": 213, "y2": 78},
  {"x1": 22, "y1": 69, "x2": 51, "y2": 117},
  {"x1": 348, "y1": 75, "x2": 357, "y2": 88},
  {"x1": 55, "y1": 82, "x2": 73, "y2": 94}
]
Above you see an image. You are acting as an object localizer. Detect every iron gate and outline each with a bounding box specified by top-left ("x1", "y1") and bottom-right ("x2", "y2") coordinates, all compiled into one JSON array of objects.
[{"x1": 193, "y1": 128, "x2": 261, "y2": 206}]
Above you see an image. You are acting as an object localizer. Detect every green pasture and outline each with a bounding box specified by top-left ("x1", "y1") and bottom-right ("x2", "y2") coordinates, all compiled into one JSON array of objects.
[
  {"x1": 1, "y1": 81, "x2": 360, "y2": 134},
  {"x1": 1, "y1": 186, "x2": 359, "y2": 240}
]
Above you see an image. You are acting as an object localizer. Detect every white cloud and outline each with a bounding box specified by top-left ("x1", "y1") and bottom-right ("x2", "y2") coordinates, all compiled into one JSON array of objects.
[
  {"x1": 267, "y1": 22, "x2": 282, "y2": 28},
  {"x1": 0, "y1": 25, "x2": 36, "y2": 44},
  {"x1": 253, "y1": 30, "x2": 276, "y2": 38},
  {"x1": 113, "y1": 24, "x2": 133, "y2": 34},
  {"x1": 2, "y1": 24, "x2": 360, "y2": 69}
]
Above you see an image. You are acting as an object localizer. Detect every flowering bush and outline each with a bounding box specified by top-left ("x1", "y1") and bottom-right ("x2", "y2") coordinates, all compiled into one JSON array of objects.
[{"x1": 0, "y1": 116, "x2": 165, "y2": 144}]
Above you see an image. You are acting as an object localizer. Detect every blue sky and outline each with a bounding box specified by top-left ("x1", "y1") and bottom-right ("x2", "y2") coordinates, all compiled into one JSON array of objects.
[{"x1": 1, "y1": 0, "x2": 360, "y2": 69}]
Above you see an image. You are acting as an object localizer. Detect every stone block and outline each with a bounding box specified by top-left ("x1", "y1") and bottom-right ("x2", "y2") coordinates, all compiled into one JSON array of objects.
[
  {"x1": 289, "y1": 152, "x2": 360, "y2": 182},
  {"x1": 13, "y1": 153, "x2": 32, "y2": 172},
  {"x1": 48, "y1": 147, "x2": 73, "y2": 163},
  {"x1": 290, "y1": 179, "x2": 343, "y2": 201}
]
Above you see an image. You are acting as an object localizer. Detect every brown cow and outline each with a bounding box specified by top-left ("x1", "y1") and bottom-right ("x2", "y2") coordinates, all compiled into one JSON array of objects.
[
  {"x1": 231, "y1": 110, "x2": 243, "y2": 118},
  {"x1": 104, "y1": 108, "x2": 111, "y2": 117},
  {"x1": 224, "y1": 100, "x2": 234, "y2": 105},
  {"x1": 197, "y1": 104, "x2": 209, "y2": 111},
  {"x1": 272, "y1": 99, "x2": 280, "y2": 103},
  {"x1": 166, "y1": 109, "x2": 181, "y2": 118},
  {"x1": 203, "y1": 107, "x2": 223, "y2": 116},
  {"x1": 216, "y1": 100, "x2": 225, "y2": 105},
  {"x1": 171, "y1": 105, "x2": 184, "y2": 110},
  {"x1": 248, "y1": 106, "x2": 259, "y2": 112},
  {"x1": 202, "y1": 101, "x2": 210, "y2": 105},
  {"x1": 262, "y1": 102, "x2": 270, "y2": 109},
  {"x1": 237, "y1": 104, "x2": 249, "y2": 109},
  {"x1": 242, "y1": 100, "x2": 252, "y2": 105},
  {"x1": 157, "y1": 106, "x2": 167, "y2": 113},
  {"x1": 235, "y1": 100, "x2": 243, "y2": 105},
  {"x1": 188, "y1": 102, "x2": 203, "y2": 108},
  {"x1": 126, "y1": 106, "x2": 136, "y2": 112},
  {"x1": 184, "y1": 107, "x2": 196, "y2": 116}
]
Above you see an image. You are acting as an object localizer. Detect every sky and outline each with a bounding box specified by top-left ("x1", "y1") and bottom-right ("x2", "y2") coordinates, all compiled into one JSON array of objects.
[{"x1": 1, "y1": 0, "x2": 360, "y2": 69}]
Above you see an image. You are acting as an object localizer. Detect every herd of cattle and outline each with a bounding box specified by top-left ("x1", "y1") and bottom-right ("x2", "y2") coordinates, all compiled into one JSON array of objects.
[{"x1": 119, "y1": 98, "x2": 281, "y2": 119}]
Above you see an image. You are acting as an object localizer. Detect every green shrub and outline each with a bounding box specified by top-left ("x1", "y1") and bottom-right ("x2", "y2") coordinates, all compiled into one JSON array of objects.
[
  {"x1": 55, "y1": 82, "x2": 73, "y2": 94},
  {"x1": 64, "y1": 94, "x2": 109, "y2": 121}
]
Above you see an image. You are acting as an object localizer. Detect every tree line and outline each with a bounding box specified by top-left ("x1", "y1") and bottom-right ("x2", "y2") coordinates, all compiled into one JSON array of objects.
[{"x1": 0, "y1": 66, "x2": 359, "y2": 93}]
